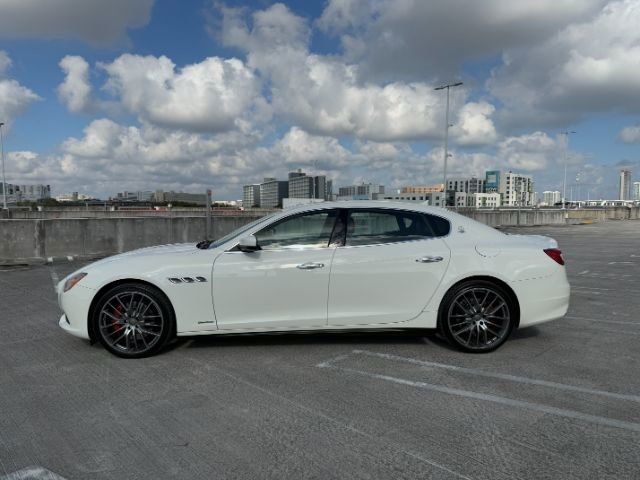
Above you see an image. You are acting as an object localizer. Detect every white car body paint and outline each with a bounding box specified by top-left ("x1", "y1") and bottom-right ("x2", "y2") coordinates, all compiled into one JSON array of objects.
[{"x1": 58, "y1": 201, "x2": 570, "y2": 342}]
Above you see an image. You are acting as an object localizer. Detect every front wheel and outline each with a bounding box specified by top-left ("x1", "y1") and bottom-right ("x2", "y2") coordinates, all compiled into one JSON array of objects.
[
  {"x1": 93, "y1": 283, "x2": 175, "y2": 358},
  {"x1": 439, "y1": 281, "x2": 516, "y2": 353}
]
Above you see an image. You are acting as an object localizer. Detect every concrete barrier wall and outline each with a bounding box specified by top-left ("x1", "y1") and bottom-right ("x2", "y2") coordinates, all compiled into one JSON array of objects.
[
  {"x1": 0, "y1": 215, "x2": 264, "y2": 264},
  {"x1": 1, "y1": 207, "x2": 639, "y2": 264}
]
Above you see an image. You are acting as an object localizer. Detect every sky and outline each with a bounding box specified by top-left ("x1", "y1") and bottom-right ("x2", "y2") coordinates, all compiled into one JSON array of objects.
[{"x1": 0, "y1": 0, "x2": 639, "y2": 200}]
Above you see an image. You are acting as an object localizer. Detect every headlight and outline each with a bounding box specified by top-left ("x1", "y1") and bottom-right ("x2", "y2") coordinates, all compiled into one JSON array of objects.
[{"x1": 63, "y1": 272, "x2": 88, "y2": 292}]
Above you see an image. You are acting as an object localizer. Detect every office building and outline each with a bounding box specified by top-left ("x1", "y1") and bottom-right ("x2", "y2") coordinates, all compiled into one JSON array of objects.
[
  {"x1": 337, "y1": 183, "x2": 385, "y2": 201},
  {"x1": 633, "y1": 182, "x2": 640, "y2": 201},
  {"x1": 242, "y1": 184, "x2": 261, "y2": 208},
  {"x1": 474, "y1": 193, "x2": 502, "y2": 208},
  {"x1": 543, "y1": 191, "x2": 561, "y2": 206},
  {"x1": 260, "y1": 178, "x2": 288, "y2": 208},
  {"x1": 619, "y1": 169, "x2": 632, "y2": 200}
]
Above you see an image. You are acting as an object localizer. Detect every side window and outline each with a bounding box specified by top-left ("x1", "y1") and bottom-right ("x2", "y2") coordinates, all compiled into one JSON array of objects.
[
  {"x1": 255, "y1": 210, "x2": 338, "y2": 250},
  {"x1": 346, "y1": 209, "x2": 446, "y2": 246},
  {"x1": 424, "y1": 214, "x2": 451, "y2": 237}
]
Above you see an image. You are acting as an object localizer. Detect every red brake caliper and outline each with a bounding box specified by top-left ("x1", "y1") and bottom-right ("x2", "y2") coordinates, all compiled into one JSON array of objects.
[{"x1": 112, "y1": 304, "x2": 124, "y2": 334}]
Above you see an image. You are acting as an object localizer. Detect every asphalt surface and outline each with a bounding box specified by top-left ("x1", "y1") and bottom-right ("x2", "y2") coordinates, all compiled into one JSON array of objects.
[{"x1": 1, "y1": 221, "x2": 639, "y2": 480}]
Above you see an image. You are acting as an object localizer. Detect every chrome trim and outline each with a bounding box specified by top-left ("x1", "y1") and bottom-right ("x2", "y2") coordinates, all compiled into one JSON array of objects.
[
  {"x1": 415, "y1": 256, "x2": 444, "y2": 263},
  {"x1": 296, "y1": 262, "x2": 325, "y2": 270},
  {"x1": 168, "y1": 278, "x2": 182, "y2": 284}
]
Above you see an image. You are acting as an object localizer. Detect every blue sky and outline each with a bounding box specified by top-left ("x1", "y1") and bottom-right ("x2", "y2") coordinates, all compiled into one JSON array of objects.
[{"x1": 0, "y1": 0, "x2": 639, "y2": 200}]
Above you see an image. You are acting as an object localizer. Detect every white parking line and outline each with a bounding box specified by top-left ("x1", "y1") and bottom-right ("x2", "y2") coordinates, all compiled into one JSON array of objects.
[
  {"x1": 337, "y1": 366, "x2": 640, "y2": 434},
  {"x1": 565, "y1": 315, "x2": 640, "y2": 326},
  {"x1": 349, "y1": 350, "x2": 640, "y2": 403},
  {"x1": 48, "y1": 266, "x2": 60, "y2": 291}
]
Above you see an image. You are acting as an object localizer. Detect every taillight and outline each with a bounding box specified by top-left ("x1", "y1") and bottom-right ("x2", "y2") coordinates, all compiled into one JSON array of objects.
[{"x1": 544, "y1": 248, "x2": 565, "y2": 266}]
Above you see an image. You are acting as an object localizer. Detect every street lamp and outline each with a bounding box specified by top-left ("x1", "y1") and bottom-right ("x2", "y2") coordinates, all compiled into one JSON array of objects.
[
  {"x1": 559, "y1": 131, "x2": 576, "y2": 210},
  {"x1": 0, "y1": 122, "x2": 7, "y2": 210},
  {"x1": 435, "y1": 82, "x2": 463, "y2": 206}
]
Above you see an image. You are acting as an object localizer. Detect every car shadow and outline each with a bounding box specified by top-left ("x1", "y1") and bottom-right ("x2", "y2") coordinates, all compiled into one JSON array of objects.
[
  {"x1": 511, "y1": 326, "x2": 542, "y2": 341},
  {"x1": 175, "y1": 329, "x2": 438, "y2": 350}
]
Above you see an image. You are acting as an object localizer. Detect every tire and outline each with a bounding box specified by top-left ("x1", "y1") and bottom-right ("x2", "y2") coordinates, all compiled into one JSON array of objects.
[
  {"x1": 92, "y1": 283, "x2": 175, "y2": 358},
  {"x1": 439, "y1": 280, "x2": 516, "y2": 353}
]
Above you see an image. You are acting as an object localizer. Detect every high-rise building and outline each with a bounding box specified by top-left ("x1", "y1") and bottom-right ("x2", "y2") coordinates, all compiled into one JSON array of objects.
[
  {"x1": 502, "y1": 172, "x2": 534, "y2": 206},
  {"x1": 287, "y1": 170, "x2": 331, "y2": 200},
  {"x1": 543, "y1": 191, "x2": 561, "y2": 206},
  {"x1": 260, "y1": 178, "x2": 288, "y2": 208},
  {"x1": 446, "y1": 177, "x2": 485, "y2": 194},
  {"x1": 337, "y1": 183, "x2": 385, "y2": 200},
  {"x1": 0, "y1": 183, "x2": 51, "y2": 203},
  {"x1": 242, "y1": 184, "x2": 261, "y2": 208},
  {"x1": 633, "y1": 182, "x2": 640, "y2": 201},
  {"x1": 484, "y1": 171, "x2": 501, "y2": 193},
  {"x1": 485, "y1": 171, "x2": 533, "y2": 206},
  {"x1": 619, "y1": 169, "x2": 632, "y2": 200}
]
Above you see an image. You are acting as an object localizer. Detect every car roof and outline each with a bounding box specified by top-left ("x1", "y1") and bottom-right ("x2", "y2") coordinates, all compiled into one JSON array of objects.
[
  {"x1": 281, "y1": 200, "x2": 450, "y2": 218},
  {"x1": 276, "y1": 201, "x2": 501, "y2": 234}
]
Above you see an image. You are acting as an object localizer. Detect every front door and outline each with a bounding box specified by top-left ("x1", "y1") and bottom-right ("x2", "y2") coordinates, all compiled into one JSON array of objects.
[
  {"x1": 212, "y1": 209, "x2": 340, "y2": 330},
  {"x1": 328, "y1": 208, "x2": 451, "y2": 326}
]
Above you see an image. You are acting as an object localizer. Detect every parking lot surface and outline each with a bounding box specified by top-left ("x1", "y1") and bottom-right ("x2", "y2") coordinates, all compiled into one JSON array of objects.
[{"x1": 1, "y1": 221, "x2": 639, "y2": 480}]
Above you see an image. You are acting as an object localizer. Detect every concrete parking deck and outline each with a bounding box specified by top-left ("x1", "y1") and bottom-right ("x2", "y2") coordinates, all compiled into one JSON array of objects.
[{"x1": 1, "y1": 221, "x2": 639, "y2": 479}]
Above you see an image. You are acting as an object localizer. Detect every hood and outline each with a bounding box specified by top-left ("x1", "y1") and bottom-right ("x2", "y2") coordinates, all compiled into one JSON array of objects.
[{"x1": 86, "y1": 243, "x2": 197, "y2": 268}]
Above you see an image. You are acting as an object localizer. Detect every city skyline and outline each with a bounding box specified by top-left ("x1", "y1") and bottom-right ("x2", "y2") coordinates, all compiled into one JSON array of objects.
[{"x1": 0, "y1": 1, "x2": 639, "y2": 200}]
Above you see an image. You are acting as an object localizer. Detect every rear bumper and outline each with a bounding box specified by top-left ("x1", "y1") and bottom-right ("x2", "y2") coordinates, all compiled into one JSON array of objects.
[{"x1": 512, "y1": 269, "x2": 570, "y2": 328}]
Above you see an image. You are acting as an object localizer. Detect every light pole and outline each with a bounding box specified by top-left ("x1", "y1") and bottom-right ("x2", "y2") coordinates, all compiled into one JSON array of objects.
[
  {"x1": 559, "y1": 131, "x2": 576, "y2": 209},
  {"x1": 435, "y1": 81, "x2": 463, "y2": 206},
  {"x1": 0, "y1": 122, "x2": 7, "y2": 210}
]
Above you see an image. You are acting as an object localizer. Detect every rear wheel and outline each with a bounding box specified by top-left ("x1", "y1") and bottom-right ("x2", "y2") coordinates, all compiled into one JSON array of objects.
[
  {"x1": 439, "y1": 280, "x2": 515, "y2": 353},
  {"x1": 93, "y1": 283, "x2": 175, "y2": 358}
]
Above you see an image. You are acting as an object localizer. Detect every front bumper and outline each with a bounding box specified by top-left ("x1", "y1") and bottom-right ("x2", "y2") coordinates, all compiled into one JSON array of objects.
[
  {"x1": 59, "y1": 314, "x2": 89, "y2": 339},
  {"x1": 58, "y1": 284, "x2": 94, "y2": 340}
]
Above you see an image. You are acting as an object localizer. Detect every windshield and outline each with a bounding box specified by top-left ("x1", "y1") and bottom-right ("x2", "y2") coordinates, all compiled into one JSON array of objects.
[{"x1": 207, "y1": 212, "x2": 279, "y2": 249}]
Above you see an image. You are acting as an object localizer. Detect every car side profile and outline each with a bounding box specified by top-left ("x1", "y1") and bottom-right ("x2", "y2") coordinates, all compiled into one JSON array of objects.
[{"x1": 57, "y1": 201, "x2": 570, "y2": 358}]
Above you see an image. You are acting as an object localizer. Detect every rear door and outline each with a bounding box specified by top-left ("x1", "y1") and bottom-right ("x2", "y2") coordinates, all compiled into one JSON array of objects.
[{"x1": 328, "y1": 208, "x2": 451, "y2": 326}]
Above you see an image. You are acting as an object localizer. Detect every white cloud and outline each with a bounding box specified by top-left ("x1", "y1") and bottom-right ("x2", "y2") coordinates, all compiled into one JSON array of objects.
[
  {"x1": 273, "y1": 127, "x2": 355, "y2": 168},
  {"x1": 101, "y1": 54, "x2": 267, "y2": 133},
  {"x1": 619, "y1": 125, "x2": 640, "y2": 144},
  {"x1": 218, "y1": 3, "x2": 494, "y2": 143},
  {"x1": 0, "y1": 51, "x2": 11, "y2": 75},
  {"x1": 58, "y1": 56, "x2": 93, "y2": 113},
  {"x1": 0, "y1": 0, "x2": 154, "y2": 45},
  {"x1": 0, "y1": 51, "x2": 40, "y2": 128},
  {"x1": 451, "y1": 102, "x2": 497, "y2": 147},
  {"x1": 489, "y1": 0, "x2": 640, "y2": 128},
  {"x1": 496, "y1": 132, "x2": 560, "y2": 171},
  {"x1": 317, "y1": 0, "x2": 606, "y2": 81}
]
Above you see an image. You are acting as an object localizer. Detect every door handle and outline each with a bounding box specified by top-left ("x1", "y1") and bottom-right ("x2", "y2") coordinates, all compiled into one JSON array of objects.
[
  {"x1": 415, "y1": 256, "x2": 443, "y2": 263},
  {"x1": 296, "y1": 262, "x2": 325, "y2": 270}
]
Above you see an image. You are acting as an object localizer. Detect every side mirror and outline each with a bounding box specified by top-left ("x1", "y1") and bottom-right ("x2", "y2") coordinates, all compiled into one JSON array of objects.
[{"x1": 237, "y1": 235, "x2": 260, "y2": 253}]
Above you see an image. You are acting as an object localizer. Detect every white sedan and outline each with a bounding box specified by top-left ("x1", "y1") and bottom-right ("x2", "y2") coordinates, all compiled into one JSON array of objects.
[{"x1": 58, "y1": 201, "x2": 570, "y2": 358}]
